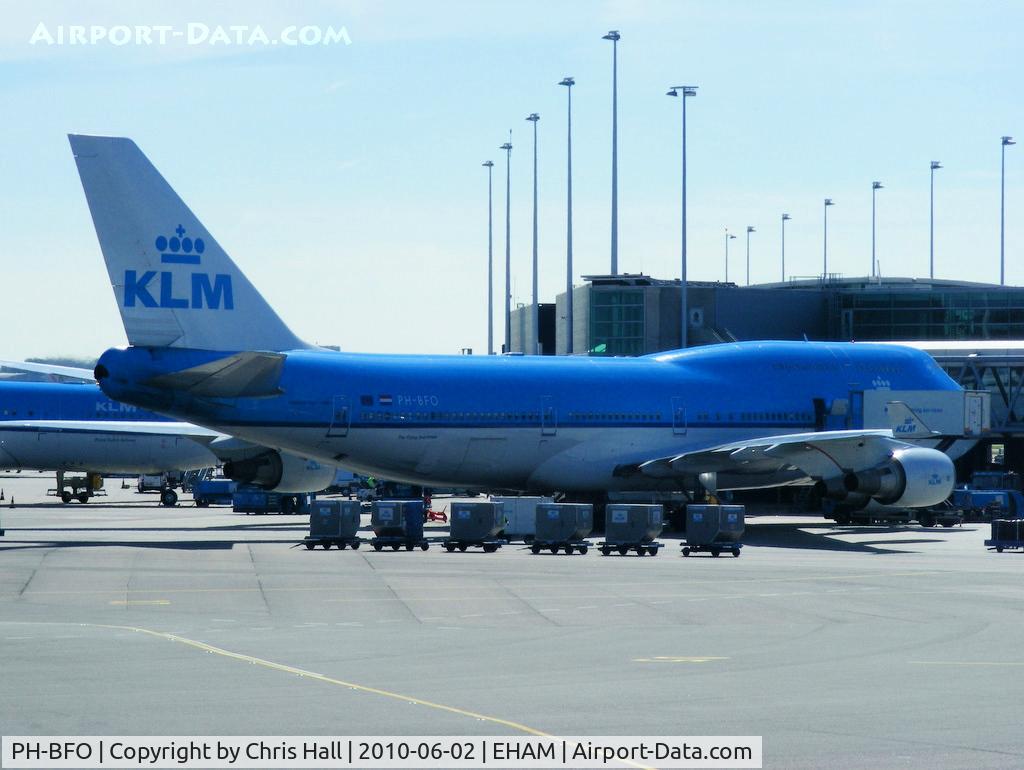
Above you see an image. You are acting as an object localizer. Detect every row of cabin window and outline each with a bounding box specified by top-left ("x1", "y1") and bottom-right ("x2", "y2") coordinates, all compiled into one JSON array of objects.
[
  {"x1": 569, "y1": 412, "x2": 662, "y2": 422},
  {"x1": 359, "y1": 411, "x2": 541, "y2": 422}
]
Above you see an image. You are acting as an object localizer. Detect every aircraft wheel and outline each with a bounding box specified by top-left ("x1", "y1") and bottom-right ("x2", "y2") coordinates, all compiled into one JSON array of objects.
[
  {"x1": 160, "y1": 489, "x2": 178, "y2": 507},
  {"x1": 61, "y1": 491, "x2": 72, "y2": 504}
]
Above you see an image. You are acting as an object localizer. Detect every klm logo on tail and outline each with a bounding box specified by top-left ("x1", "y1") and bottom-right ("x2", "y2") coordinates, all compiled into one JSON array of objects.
[
  {"x1": 124, "y1": 225, "x2": 234, "y2": 310},
  {"x1": 893, "y1": 417, "x2": 919, "y2": 435}
]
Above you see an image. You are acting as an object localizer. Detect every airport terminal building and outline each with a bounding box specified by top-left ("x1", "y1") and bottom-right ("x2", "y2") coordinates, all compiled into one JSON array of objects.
[{"x1": 510, "y1": 274, "x2": 1024, "y2": 356}]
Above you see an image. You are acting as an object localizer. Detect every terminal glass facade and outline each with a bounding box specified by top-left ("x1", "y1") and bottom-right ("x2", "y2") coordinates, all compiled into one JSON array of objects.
[
  {"x1": 590, "y1": 289, "x2": 645, "y2": 356},
  {"x1": 838, "y1": 290, "x2": 1024, "y2": 341}
]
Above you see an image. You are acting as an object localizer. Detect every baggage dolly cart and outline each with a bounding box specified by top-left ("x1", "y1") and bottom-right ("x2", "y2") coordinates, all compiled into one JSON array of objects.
[
  {"x1": 370, "y1": 535, "x2": 430, "y2": 552},
  {"x1": 984, "y1": 519, "x2": 1024, "y2": 552},
  {"x1": 442, "y1": 537, "x2": 507, "y2": 553},
  {"x1": 530, "y1": 538, "x2": 591, "y2": 555},
  {"x1": 682, "y1": 542, "x2": 743, "y2": 558},
  {"x1": 304, "y1": 535, "x2": 363, "y2": 550},
  {"x1": 599, "y1": 541, "x2": 664, "y2": 556}
]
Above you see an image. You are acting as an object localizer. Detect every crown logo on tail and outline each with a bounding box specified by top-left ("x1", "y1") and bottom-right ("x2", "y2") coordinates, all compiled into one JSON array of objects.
[{"x1": 156, "y1": 224, "x2": 206, "y2": 264}]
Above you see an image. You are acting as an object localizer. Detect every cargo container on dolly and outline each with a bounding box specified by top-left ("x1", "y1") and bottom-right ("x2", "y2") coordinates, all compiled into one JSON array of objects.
[
  {"x1": 530, "y1": 503, "x2": 593, "y2": 555},
  {"x1": 598, "y1": 503, "x2": 665, "y2": 556},
  {"x1": 984, "y1": 519, "x2": 1024, "y2": 552},
  {"x1": 682, "y1": 504, "x2": 745, "y2": 557},
  {"x1": 303, "y1": 499, "x2": 363, "y2": 550},
  {"x1": 369, "y1": 500, "x2": 430, "y2": 551},
  {"x1": 442, "y1": 501, "x2": 507, "y2": 553}
]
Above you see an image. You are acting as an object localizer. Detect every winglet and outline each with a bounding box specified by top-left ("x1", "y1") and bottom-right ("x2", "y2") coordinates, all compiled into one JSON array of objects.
[{"x1": 886, "y1": 401, "x2": 940, "y2": 439}]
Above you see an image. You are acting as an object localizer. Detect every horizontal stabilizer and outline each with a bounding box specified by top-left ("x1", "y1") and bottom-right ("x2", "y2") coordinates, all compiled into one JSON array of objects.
[{"x1": 143, "y1": 351, "x2": 286, "y2": 398}]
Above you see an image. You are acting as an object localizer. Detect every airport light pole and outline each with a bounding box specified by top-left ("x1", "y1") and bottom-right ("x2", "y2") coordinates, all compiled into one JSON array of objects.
[
  {"x1": 745, "y1": 225, "x2": 755, "y2": 286},
  {"x1": 1002, "y1": 137, "x2": 1015, "y2": 285},
  {"x1": 781, "y1": 213, "x2": 791, "y2": 282},
  {"x1": 667, "y1": 85, "x2": 697, "y2": 349},
  {"x1": 501, "y1": 133, "x2": 513, "y2": 353},
  {"x1": 560, "y1": 77, "x2": 575, "y2": 354},
  {"x1": 526, "y1": 114, "x2": 540, "y2": 354},
  {"x1": 483, "y1": 160, "x2": 495, "y2": 355},
  {"x1": 603, "y1": 30, "x2": 621, "y2": 274},
  {"x1": 871, "y1": 182, "x2": 883, "y2": 278},
  {"x1": 930, "y1": 161, "x2": 941, "y2": 280},
  {"x1": 823, "y1": 198, "x2": 834, "y2": 277},
  {"x1": 724, "y1": 230, "x2": 736, "y2": 283}
]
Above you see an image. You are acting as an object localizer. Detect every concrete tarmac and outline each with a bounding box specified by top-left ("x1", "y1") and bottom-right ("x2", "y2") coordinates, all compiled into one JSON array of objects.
[{"x1": 1, "y1": 473, "x2": 1022, "y2": 769}]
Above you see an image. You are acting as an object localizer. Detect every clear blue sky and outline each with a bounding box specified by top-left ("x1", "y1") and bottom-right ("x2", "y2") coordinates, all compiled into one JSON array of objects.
[{"x1": 1, "y1": 0, "x2": 1020, "y2": 358}]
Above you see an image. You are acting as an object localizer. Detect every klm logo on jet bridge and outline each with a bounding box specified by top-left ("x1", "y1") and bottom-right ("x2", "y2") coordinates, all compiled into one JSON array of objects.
[
  {"x1": 893, "y1": 417, "x2": 918, "y2": 435},
  {"x1": 123, "y1": 225, "x2": 234, "y2": 310}
]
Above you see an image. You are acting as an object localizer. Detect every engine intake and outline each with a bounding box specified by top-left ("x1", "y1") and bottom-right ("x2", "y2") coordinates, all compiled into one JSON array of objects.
[
  {"x1": 841, "y1": 447, "x2": 954, "y2": 508},
  {"x1": 223, "y1": 451, "x2": 335, "y2": 493}
]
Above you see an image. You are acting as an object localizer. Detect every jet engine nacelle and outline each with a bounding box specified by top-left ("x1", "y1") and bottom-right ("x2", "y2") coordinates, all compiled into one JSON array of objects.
[
  {"x1": 842, "y1": 447, "x2": 954, "y2": 508},
  {"x1": 223, "y1": 451, "x2": 335, "y2": 493}
]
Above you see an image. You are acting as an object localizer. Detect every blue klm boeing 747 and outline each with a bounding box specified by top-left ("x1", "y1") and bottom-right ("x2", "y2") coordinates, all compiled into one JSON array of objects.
[{"x1": 72, "y1": 135, "x2": 962, "y2": 512}]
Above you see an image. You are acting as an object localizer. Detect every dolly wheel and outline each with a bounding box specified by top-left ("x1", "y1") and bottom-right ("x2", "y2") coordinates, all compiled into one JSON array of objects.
[
  {"x1": 445, "y1": 543, "x2": 455, "y2": 552},
  {"x1": 459, "y1": 543, "x2": 468, "y2": 552},
  {"x1": 711, "y1": 547, "x2": 721, "y2": 557},
  {"x1": 304, "y1": 542, "x2": 315, "y2": 550},
  {"x1": 531, "y1": 544, "x2": 541, "y2": 555},
  {"x1": 648, "y1": 547, "x2": 658, "y2": 556},
  {"x1": 564, "y1": 545, "x2": 574, "y2": 555},
  {"x1": 352, "y1": 541, "x2": 361, "y2": 550},
  {"x1": 579, "y1": 546, "x2": 588, "y2": 555},
  {"x1": 682, "y1": 547, "x2": 691, "y2": 557},
  {"x1": 731, "y1": 548, "x2": 741, "y2": 557},
  {"x1": 321, "y1": 542, "x2": 331, "y2": 550},
  {"x1": 600, "y1": 547, "x2": 610, "y2": 556},
  {"x1": 420, "y1": 542, "x2": 429, "y2": 551},
  {"x1": 373, "y1": 543, "x2": 383, "y2": 552}
]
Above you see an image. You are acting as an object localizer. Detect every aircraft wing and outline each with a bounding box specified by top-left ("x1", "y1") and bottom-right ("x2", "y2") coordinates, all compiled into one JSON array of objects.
[
  {"x1": 0, "y1": 360, "x2": 96, "y2": 382},
  {"x1": 628, "y1": 429, "x2": 904, "y2": 482},
  {"x1": 2, "y1": 420, "x2": 226, "y2": 439}
]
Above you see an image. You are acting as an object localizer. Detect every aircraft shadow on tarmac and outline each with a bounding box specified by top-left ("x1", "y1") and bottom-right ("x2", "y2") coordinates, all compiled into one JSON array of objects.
[
  {"x1": 0, "y1": 538, "x2": 301, "y2": 551},
  {"x1": 741, "y1": 521, "x2": 974, "y2": 554}
]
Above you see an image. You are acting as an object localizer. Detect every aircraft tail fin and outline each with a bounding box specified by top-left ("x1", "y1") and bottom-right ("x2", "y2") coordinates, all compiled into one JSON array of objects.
[
  {"x1": 68, "y1": 134, "x2": 311, "y2": 352},
  {"x1": 886, "y1": 401, "x2": 940, "y2": 439}
]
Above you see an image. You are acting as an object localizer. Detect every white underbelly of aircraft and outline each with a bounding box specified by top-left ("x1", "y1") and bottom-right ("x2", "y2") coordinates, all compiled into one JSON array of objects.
[
  {"x1": 0, "y1": 429, "x2": 218, "y2": 474},
  {"x1": 215, "y1": 424, "x2": 802, "y2": 492}
]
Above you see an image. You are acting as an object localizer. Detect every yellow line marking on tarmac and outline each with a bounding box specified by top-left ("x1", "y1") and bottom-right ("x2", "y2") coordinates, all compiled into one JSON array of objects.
[
  {"x1": 109, "y1": 600, "x2": 171, "y2": 606},
  {"x1": 633, "y1": 656, "x2": 729, "y2": 664},
  {"x1": 87, "y1": 623, "x2": 654, "y2": 770}
]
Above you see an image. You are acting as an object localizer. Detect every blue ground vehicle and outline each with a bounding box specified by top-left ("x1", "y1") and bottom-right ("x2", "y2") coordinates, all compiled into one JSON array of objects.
[
  {"x1": 952, "y1": 471, "x2": 1024, "y2": 520},
  {"x1": 232, "y1": 487, "x2": 310, "y2": 515},
  {"x1": 192, "y1": 478, "x2": 237, "y2": 507}
]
